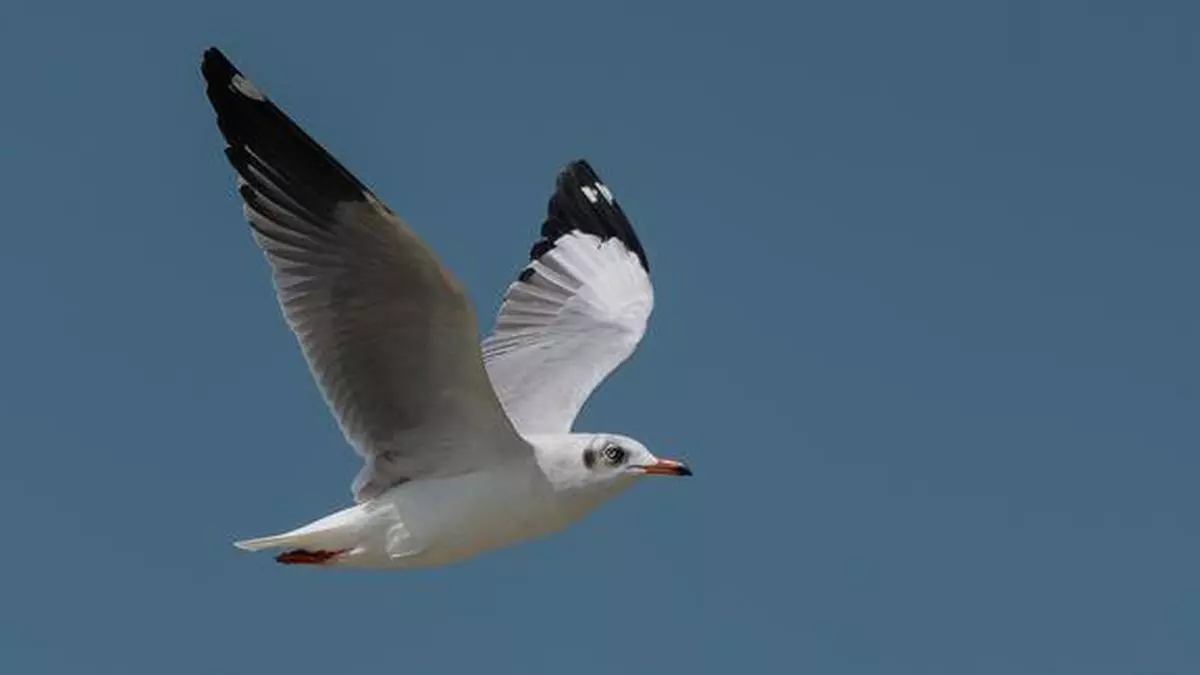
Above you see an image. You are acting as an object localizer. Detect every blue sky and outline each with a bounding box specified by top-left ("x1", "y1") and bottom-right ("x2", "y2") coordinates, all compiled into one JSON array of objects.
[{"x1": 1, "y1": 1, "x2": 1196, "y2": 673}]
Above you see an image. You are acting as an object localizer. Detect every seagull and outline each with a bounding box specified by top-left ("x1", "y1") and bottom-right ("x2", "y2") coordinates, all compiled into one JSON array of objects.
[{"x1": 200, "y1": 48, "x2": 690, "y2": 569}]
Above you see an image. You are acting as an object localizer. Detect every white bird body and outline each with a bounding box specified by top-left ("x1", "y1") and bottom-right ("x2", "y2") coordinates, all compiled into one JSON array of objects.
[
  {"x1": 235, "y1": 436, "x2": 637, "y2": 568},
  {"x1": 201, "y1": 47, "x2": 689, "y2": 570}
]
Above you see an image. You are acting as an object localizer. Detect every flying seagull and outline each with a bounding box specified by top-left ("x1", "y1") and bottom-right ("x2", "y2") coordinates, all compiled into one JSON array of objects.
[{"x1": 200, "y1": 47, "x2": 690, "y2": 569}]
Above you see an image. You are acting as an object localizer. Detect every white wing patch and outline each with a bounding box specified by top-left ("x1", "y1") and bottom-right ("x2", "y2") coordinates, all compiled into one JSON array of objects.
[
  {"x1": 482, "y1": 231, "x2": 653, "y2": 434},
  {"x1": 230, "y1": 74, "x2": 266, "y2": 101},
  {"x1": 579, "y1": 182, "x2": 615, "y2": 205}
]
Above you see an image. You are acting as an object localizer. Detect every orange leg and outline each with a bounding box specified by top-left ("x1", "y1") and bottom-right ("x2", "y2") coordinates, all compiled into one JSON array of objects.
[{"x1": 275, "y1": 548, "x2": 350, "y2": 565}]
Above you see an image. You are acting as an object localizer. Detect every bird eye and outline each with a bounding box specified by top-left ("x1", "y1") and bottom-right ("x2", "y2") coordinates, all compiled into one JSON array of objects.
[{"x1": 602, "y1": 445, "x2": 627, "y2": 465}]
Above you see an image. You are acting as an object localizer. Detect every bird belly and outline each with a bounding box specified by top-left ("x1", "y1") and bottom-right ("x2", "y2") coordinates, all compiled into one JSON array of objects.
[{"x1": 362, "y1": 464, "x2": 568, "y2": 568}]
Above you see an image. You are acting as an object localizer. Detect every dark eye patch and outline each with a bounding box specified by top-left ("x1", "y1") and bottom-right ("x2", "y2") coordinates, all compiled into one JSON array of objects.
[{"x1": 583, "y1": 448, "x2": 597, "y2": 469}]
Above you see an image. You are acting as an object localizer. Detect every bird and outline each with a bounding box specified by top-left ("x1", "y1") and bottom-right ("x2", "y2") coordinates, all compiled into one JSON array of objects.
[{"x1": 200, "y1": 47, "x2": 691, "y2": 569}]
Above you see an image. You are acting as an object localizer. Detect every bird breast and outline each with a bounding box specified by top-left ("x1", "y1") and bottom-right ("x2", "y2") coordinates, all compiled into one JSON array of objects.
[{"x1": 380, "y1": 461, "x2": 569, "y2": 565}]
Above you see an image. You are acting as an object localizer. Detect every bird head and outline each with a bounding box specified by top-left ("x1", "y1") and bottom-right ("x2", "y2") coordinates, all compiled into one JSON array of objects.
[{"x1": 532, "y1": 433, "x2": 691, "y2": 493}]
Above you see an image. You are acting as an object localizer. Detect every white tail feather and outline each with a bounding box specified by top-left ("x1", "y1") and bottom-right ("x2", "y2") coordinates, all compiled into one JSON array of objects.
[
  {"x1": 233, "y1": 504, "x2": 365, "y2": 552},
  {"x1": 233, "y1": 533, "x2": 305, "y2": 551}
]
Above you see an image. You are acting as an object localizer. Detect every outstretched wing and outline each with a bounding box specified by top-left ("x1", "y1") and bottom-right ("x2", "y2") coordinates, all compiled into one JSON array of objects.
[
  {"x1": 482, "y1": 161, "x2": 653, "y2": 434},
  {"x1": 201, "y1": 48, "x2": 524, "y2": 501}
]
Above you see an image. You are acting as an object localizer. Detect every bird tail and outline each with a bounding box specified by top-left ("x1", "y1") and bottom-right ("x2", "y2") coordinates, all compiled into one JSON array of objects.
[
  {"x1": 233, "y1": 504, "x2": 364, "y2": 554},
  {"x1": 233, "y1": 532, "x2": 312, "y2": 551}
]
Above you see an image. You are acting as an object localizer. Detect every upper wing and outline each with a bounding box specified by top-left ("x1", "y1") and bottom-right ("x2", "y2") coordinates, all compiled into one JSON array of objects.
[
  {"x1": 482, "y1": 161, "x2": 653, "y2": 434},
  {"x1": 201, "y1": 48, "x2": 524, "y2": 501}
]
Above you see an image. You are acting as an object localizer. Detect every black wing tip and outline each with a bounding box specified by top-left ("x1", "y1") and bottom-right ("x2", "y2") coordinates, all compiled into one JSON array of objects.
[
  {"x1": 200, "y1": 46, "x2": 376, "y2": 222},
  {"x1": 201, "y1": 47, "x2": 269, "y2": 106},
  {"x1": 201, "y1": 46, "x2": 230, "y2": 66},
  {"x1": 561, "y1": 158, "x2": 600, "y2": 181},
  {"x1": 200, "y1": 47, "x2": 239, "y2": 85},
  {"x1": 533, "y1": 158, "x2": 650, "y2": 272}
]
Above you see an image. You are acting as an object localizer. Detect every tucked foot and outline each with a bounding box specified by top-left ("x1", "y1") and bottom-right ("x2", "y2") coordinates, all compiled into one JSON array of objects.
[{"x1": 275, "y1": 548, "x2": 350, "y2": 565}]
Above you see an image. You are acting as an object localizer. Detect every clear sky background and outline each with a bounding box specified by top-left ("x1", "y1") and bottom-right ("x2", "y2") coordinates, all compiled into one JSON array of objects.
[{"x1": 1, "y1": 1, "x2": 1196, "y2": 673}]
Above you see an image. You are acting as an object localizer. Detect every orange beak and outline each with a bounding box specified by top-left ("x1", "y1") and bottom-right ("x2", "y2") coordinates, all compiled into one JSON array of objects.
[{"x1": 640, "y1": 459, "x2": 693, "y2": 476}]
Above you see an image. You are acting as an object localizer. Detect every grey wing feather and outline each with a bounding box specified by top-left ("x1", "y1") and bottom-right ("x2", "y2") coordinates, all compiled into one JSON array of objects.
[{"x1": 201, "y1": 48, "x2": 524, "y2": 501}]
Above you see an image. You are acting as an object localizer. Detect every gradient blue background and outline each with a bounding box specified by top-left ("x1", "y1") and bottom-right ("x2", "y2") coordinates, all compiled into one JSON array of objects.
[{"x1": 1, "y1": 1, "x2": 1196, "y2": 673}]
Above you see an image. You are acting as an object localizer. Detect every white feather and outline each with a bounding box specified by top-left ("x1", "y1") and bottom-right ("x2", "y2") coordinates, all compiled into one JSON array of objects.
[{"x1": 483, "y1": 232, "x2": 653, "y2": 434}]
